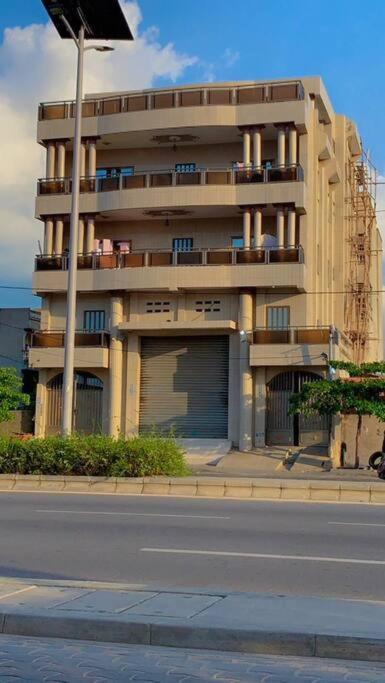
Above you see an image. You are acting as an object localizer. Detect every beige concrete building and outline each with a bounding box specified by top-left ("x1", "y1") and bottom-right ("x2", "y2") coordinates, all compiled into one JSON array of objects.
[{"x1": 29, "y1": 77, "x2": 382, "y2": 449}]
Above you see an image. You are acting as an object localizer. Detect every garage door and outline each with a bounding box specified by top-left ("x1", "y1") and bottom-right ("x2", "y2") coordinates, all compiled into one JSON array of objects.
[{"x1": 140, "y1": 336, "x2": 229, "y2": 438}]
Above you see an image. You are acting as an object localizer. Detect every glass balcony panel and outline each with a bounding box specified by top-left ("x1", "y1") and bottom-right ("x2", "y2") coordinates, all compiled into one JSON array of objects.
[
  {"x1": 206, "y1": 170, "x2": 231, "y2": 185},
  {"x1": 176, "y1": 172, "x2": 200, "y2": 186},
  {"x1": 39, "y1": 179, "x2": 66, "y2": 195},
  {"x1": 100, "y1": 98, "x2": 122, "y2": 115},
  {"x1": 180, "y1": 90, "x2": 202, "y2": 106},
  {"x1": 98, "y1": 176, "x2": 120, "y2": 192},
  {"x1": 208, "y1": 89, "x2": 232, "y2": 105},
  {"x1": 122, "y1": 174, "x2": 146, "y2": 189},
  {"x1": 177, "y1": 251, "x2": 203, "y2": 265},
  {"x1": 150, "y1": 173, "x2": 173, "y2": 187},
  {"x1": 269, "y1": 248, "x2": 300, "y2": 263},
  {"x1": 235, "y1": 168, "x2": 264, "y2": 184},
  {"x1": 121, "y1": 252, "x2": 145, "y2": 267},
  {"x1": 236, "y1": 250, "x2": 266, "y2": 264},
  {"x1": 94, "y1": 253, "x2": 118, "y2": 269},
  {"x1": 153, "y1": 93, "x2": 174, "y2": 109},
  {"x1": 254, "y1": 330, "x2": 290, "y2": 344},
  {"x1": 149, "y1": 252, "x2": 173, "y2": 266},
  {"x1": 269, "y1": 83, "x2": 300, "y2": 101},
  {"x1": 79, "y1": 178, "x2": 96, "y2": 193},
  {"x1": 77, "y1": 255, "x2": 93, "y2": 269},
  {"x1": 237, "y1": 87, "x2": 264, "y2": 104},
  {"x1": 40, "y1": 103, "x2": 67, "y2": 120},
  {"x1": 35, "y1": 256, "x2": 64, "y2": 271},
  {"x1": 125, "y1": 95, "x2": 147, "y2": 111},
  {"x1": 206, "y1": 250, "x2": 232, "y2": 265},
  {"x1": 296, "y1": 329, "x2": 330, "y2": 344}
]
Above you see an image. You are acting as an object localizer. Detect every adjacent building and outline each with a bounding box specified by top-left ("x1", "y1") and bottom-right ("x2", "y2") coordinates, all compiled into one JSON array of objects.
[{"x1": 29, "y1": 77, "x2": 382, "y2": 449}]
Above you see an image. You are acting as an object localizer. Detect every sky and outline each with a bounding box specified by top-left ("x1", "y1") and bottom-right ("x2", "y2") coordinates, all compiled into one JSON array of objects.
[{"x1": 0, "y1": 0, "x2": 384, "y2": 309}]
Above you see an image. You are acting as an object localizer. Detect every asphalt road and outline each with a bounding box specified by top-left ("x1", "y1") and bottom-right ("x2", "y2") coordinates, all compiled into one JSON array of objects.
[{"x1": 0, "y1": 492, "x2": 384, "y2": 599}]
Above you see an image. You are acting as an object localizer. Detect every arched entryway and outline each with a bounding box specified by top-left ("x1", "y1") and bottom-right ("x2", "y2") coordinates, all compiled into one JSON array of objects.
[
  {"x1": 266, "y1": 370, "x2": 329, "y2": 446},
  {"x1": 46, "y1": 372, "x2": 103, "y2": 435}
]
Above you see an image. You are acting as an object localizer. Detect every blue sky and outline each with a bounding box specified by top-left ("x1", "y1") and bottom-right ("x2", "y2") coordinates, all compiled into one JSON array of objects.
[{"x1": 1, "y1": 0, "x2": 385, "y2": 308}]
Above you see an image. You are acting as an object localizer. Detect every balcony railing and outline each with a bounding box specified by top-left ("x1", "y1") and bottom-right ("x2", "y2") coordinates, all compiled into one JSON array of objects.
[
  {"x1": 35, "y1": 246, "x2": 304, "y2": 272},
  {"x1": 37, "y1": 164, "x2": 304, "y2": 196},
  {"x1": 28, "y1": 331, "x2": 110, "y2": 348},
  {"x1": 253, "y1": 327, "x2": 331, "y2": 344},
  {"x1": 39, "y1": 81, "x2": 305, "y2": 121}
]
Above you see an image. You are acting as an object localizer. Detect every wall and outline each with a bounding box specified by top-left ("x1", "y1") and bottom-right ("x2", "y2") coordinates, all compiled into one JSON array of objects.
[
  {"x1": 0, "y1": 410, "x2": 34, "y2": 436},
  {"x1": 339, "y1": 414, "x2": 385, "y2": 468}
]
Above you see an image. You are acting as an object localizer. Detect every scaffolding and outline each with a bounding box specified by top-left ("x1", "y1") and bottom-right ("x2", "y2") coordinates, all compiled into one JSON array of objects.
[{"x1": 345, "y1": 151, "x2": 377, "y2": 363}]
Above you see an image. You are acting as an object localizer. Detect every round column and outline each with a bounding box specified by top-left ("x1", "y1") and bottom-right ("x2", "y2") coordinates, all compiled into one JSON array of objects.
[
  {"x1": 239, "y1": 290, "x2": 254, "y2": 452},
  {"x1": 253, "y1": 208, "x2": 263, "y2": 248},
  {"x1": 252, "y1": 128, "x2": 262, "y2": 168},
  {"x1": 80, "y1": 142, "x2": 86, "y2": 177},
  {"x1": 44, "y1": 218, "x2": 53, "y2": 255},
  {"x1": 243, "y1": 130, "x2": 251, "y2": 166},
  {"x1": 288, "y1": 126, "x2": 297, "y2": 166},
  {"x1": 109, "y1": 296, "x2": 123, "y2": 438},
  {"x1": 77, "y1": 217, "x2": 85, "y2": 254},
  {"x1": 86, "y1": 217, "x2": 95, "y2": 254},
  {"x1": 288, "y1": 209, "x2": 296, "y2": 247},
  {"x1": 243, "y1": 208, "x2": 251, "y2": 248},
  {"x1": 54, "y1": 219, "x2": 64, "y2": 255},
  {"x1": 88, "y1": 140, "x2": 97, "y2": 177},
  {"x1": 277, "y1": 127, "x2": 286, "y2": 167},
  {"x1": 56, "y1": 141, "x2": 66, "y2": 178},
  {"x1": 46, "y1": 143, "x2": 56, "y2": 178},
  {"x1": 276, "y1": 208, "x2": 285, "y2": 247}
]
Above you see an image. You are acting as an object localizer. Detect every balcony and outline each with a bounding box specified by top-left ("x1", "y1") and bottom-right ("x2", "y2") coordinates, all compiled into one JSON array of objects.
[
  {"x1": 250, "y1": 327, "x2": 332, "y2": 367},
  {"x1": 27, "y1": 331, "x2": 110, "y2": 369},
  {"x1": 38, "y1": 164, "x2": 304, "y2": 196},
  {"x1": 33, "y1": 246, "x2": 306, "y2": 294},
  {"x1": 36, "y1": 165, "x2": 306, "y2": 217},
  {"x1": 39, "y1": 81, "x2": 305, "y2": 121}
]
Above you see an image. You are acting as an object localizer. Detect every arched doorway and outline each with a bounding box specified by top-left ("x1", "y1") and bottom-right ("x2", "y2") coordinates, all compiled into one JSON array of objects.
[
  {"x1": 46, "y1": 372, "x2": 103, "y2": 435},
  {"x1": 266, "y1": 370, "x2": 329, "y2": 446}
]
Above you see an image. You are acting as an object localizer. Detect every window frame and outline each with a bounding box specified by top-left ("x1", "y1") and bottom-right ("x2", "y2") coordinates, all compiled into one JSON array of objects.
[
  {"x1": 83, "y1": 310, "x2": 106, "y2": 332},
  {"x1": 175, "y1": 163, "x2": 196, "y2": 173},
  {"x1": 266, "y1": 306, "x2": 290, "y2": 330},
  {"x1": 172, "y1": 238, "x2": 194, "y2": 252}
]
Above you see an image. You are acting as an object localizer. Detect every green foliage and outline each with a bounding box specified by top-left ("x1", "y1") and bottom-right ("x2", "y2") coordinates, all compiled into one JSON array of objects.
[
  {"x1": 0, "y1": 368, "x2": 30, "y2": 423},
  {"x1": 0, "y1": 433, "x2": 189, "y2": 477},
  {"x1": 330, "y1": 361, "x2": 385, "y2": 377}
]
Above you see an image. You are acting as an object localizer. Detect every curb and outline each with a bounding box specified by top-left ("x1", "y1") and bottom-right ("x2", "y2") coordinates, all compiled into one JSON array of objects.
[
  {"x1": 0, "y1": 474, "x2": 384, "y2": 503},
  {"x1": 1, "y1": 610, "x2": 385, "y2": 663}
]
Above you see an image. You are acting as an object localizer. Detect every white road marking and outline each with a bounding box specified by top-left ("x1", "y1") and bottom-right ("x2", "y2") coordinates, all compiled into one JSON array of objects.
[
  {"x1": 329, "y1": 522, "x2": 385, "y2": 528},
  {"x1": 35, "y1": 509, "x2": 230, "y2": 520},
  {"x1": 0, "y1": 585, "x2": 37, "y2": 601},
  {"x1": 141, "y1": 548, "x2": 385, "y2": 566}
]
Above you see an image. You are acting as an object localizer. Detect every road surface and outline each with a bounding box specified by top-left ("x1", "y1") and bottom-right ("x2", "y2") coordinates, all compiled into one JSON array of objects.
[{"x1": 0, "y1": 492, "x2": 384, "y2": 599}]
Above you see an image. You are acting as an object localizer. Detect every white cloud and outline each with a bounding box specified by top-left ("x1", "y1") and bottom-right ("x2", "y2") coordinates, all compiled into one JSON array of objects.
[
  {"x1": 223, "y1": 48, "x2": 240, "y2": 68},
  {"x1": 0, "y1": 1, "x2": 196, "y2": 293}
]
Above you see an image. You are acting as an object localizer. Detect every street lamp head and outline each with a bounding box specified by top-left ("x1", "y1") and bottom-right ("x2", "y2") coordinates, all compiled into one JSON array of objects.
[
  {"x1": 94, "y1": 45, "x2": 115, "y2": 52},
  {"x1": 41, "y1": 0, "x2": 134, "y2": 41}
]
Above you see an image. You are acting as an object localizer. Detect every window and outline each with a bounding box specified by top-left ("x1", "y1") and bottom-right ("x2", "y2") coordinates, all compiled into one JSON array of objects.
[
  {"x1": 84, "y1": 310, "x2": 105, "y2": 331},
  {"x1": 267, "y1": 306, "x2": 290, "y2": 329},
  {"x1": 262, "y1": 159, "x2": 274, "y2": 169},
  {"x1": 173, "y1": 238, "x2": 193, "y2": 252},
  {"x1": 175, "y1": 163, "x2": 196, "y2": 173},
  {"x1": 231, "y1": 236, "x2": 244, "y2": 248},
  {"x1": 96, "y1": 166, "x2": 134, "y2": 178},
  {"x1": 195, "y1": 300, "x2": 221, "y2": 313},
  {"x1": 146, "y1": 301, "x2": 171, "y2": 313}
]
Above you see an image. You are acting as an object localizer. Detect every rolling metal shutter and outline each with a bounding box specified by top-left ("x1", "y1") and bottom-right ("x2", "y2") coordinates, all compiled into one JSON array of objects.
[{"x1": 140, "y1": 336, "x2": 229, "y2": 438}]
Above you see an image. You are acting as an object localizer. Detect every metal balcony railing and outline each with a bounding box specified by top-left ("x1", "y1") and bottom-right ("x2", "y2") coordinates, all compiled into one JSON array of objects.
[
  {"x1": 35, "y1": 246, "x2": 304, "y2": 272},
  {"x1": 37, "y1": 164, "x2": 304, "y2": 195},
  {"x1": 28, "y1": 331, "x2": 110, "y2": 348},
  {"x1": 39, "y1": 81, "x2": 305, "y2": 121},
  {"x1": 253, "y1": 327, "x2": 331, "y2": 345}
]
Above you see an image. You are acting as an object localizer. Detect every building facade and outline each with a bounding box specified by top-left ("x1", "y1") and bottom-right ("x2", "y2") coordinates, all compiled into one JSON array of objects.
[{"x1": 29, "y1": 77, "x2": 383, "y2": 449}]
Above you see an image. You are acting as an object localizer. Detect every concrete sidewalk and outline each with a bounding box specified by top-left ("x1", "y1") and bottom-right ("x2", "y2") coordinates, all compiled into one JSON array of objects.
[{"x1": 0, "y1": 579, "x2": 385, "y2": 663}]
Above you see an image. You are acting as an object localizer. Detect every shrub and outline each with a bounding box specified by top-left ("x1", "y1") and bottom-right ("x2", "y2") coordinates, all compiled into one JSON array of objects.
[{"x1": 0, "y1": 433, "x2": 189, "y2": 477}]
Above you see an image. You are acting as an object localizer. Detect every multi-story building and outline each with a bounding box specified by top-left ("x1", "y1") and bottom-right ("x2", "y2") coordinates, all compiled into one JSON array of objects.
[{"x1": 29, "y1": 77, "x2": 382, "y2": 449}]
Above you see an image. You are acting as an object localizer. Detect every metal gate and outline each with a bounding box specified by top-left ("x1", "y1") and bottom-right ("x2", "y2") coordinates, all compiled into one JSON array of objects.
[
  {"x1": 139, "y1": 336, "x2": 229, "y2": 438},
  {"x1": 266, "y1": 371, "x2": 329, "y2": 446},
  {"x1": 46, "y1": 372, "x2": 103, "y2": 435}
]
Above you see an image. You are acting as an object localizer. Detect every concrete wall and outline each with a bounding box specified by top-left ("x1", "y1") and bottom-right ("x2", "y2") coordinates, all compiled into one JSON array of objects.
[{"x1": 0, "y1": 410, "x2": 34, "y2": 436}]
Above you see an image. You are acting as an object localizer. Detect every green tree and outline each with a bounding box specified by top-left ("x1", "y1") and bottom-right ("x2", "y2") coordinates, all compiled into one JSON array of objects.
[
  {"x1": 290, "y1": 362, "x2": 385, "y2": 468},
  {"x1": 0, "y1": 368, "x2": 30, "y2": 423}
]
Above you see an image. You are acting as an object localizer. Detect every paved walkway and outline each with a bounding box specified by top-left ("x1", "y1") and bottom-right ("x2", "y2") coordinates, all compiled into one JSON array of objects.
[{"x1": 1, "y1": 635, "x2": 385, "y2": 682}]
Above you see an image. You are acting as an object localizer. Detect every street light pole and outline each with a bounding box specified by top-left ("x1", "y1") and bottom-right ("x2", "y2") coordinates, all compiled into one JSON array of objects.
[{"x1": 62, "y1": 23, "x2": 84, "y2": 436}]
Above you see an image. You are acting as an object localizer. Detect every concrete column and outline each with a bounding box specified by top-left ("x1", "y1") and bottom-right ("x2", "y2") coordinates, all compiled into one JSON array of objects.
[
  {"x1": 243, "y1": 208, "x2": 251, "y2": 248},
  {"x1": 88, "y1": 140, "x2": 97, "y2": 177},
  {"x1": 253, "y1": 208, "x2": 262, "y2": 248},
  {"x1": 287, "y1": 209, "x2": 296, "y2": 247},
  {"x1": 109, "y1": 296, "x2": 123, "y2": 438},
  {"x1": 239, "y1": 290, "x2": 254, "y2": 451},
  {"x1": 243, "y1": 130, "x2": 251, "y2": 166},
  {"x1": 288, "y1": 126, "x2": 297, "y2": 166},
  {"x1": 44, "y1": 218, "x2": 53, "y2": 255},
  {"x1": 276, "y1": 208, "x2": 285, "y2": 247},
  {"x1": 80, "y1": 142, "x2": 86, "y2": 177},
  {"x1": 77, "y1": 217, "x2": 85, "y2": 254},
  {"x1": 277, "y1": 127, "x2": 286, "y2": 167},
  {"x1": 252, "y1": 129, "x2": 262, "y2": 168},
  {"x1": 54, "y1": 219, "x2": 64, "y2": 255},
  {"x1": 86, "y1": 217, "x2": 95, "y2": 253},
  {"x1": 56, "y1": 141, "x2": 66, "y2": 178},
  {"x1": 46, "y1": 143, "x2": 55, "y2": 178},
  {"x1": 254, "y1": 367, "x2": 266, "y2": 447},
  {"x1": 34, "y1": 370, "x2": 48, "y2": 437}
]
